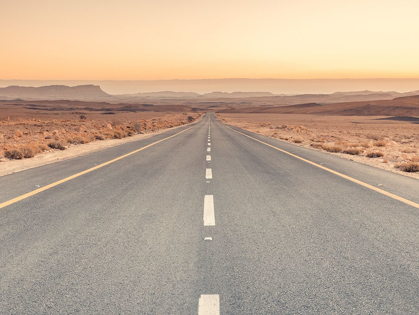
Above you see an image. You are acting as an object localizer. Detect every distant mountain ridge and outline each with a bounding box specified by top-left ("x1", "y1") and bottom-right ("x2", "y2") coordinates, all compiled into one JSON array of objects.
[{"x1": 0, "y1": 85, "x2": 110, "y2": 100}]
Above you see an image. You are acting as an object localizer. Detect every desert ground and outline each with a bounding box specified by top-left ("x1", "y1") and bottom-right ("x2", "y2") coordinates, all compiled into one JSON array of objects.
[
  {"x1": 217, "y1": 113, "x2": 419, "y2": 179},
  {"x1": 0, "y1": 100, "x2": 200, "y2": 174}
]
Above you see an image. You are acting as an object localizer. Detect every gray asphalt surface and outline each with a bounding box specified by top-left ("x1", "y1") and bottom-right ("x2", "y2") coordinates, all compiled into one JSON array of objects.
[{"x1": 1, "y1": 113, "x2": 418, "y2": 314}]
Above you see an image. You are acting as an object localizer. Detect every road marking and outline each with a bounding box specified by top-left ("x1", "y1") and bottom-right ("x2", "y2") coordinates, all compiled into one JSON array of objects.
[
  {"x1": 204, "y1": 195, "x2": 215, "y2": 226},
  {"x1": 207, "y1": 148, "x2": 211, "y2": 152},
  {"x1": 206, "y1": 168, "x2": 213, "y2": 179},
  {"x1": 0, "y1": 125, "x2": 196, "y2": 210},
  {"x1": 208, "y1": 143, "x2": 211, "y2": 146},
  {"x1": 226, "y1": 125, "x2": 419, "y2": 209},
  {"x1": 206, "y1": 155, "x2": 211, "y2": 161},
  {"x1": 199, "y1": 294, "x2": 219, "y2": 315}
]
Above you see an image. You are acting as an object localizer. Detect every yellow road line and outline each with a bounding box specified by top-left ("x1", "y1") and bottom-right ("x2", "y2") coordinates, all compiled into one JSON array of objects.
[
  {"x1": 0, "y1": 125, "x2": 196, "y2": 210},
  {"x1": 226, "y1": 125, "x2": 419, "y2": 209}
]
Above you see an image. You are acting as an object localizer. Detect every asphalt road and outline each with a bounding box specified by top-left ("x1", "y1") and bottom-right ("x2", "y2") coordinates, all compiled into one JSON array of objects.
[{"x1": 1, "y1": 113, "x2": 418, "y2": 314}]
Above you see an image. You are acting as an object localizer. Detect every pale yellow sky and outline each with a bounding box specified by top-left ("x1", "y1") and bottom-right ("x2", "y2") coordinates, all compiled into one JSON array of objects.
[{"x1": 1, "y1": 0, "x2": 419, "y2": 80}]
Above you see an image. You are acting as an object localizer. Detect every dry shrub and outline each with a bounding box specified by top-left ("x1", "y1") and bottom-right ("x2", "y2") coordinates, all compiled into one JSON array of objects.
[
  {"x1": 321, "y1": 144, "x2": 343, "y2": 153},
  {"x1": 373, "y1": 141, "x2": 387, "y2": 147},
  {"x1": 95, "y1": 134, "x2": 105, "y2": 140},
  {"x1": 113, "y1": 130, "x2": 124, "y2": 139},
  {"x1": 293, "y1": 138, "x2": 303, "y2": 143},
  {"x1": 103, "y1": 131, "x2": 114, "y2": 139},
  {"x1": 366, "y1": 151, "x2": 384, "y2": 158},
  {"x1": 360, "y1": 142, "x2": 371, "y2": 148},
  {"x1": 369, "y1": 134, "x2": 381, "y2": 141},
  {"x1": 5, "y1": 149, "x2": 24, "y2": 159},
  {"x1": 21, "y1": 146, "x2": 35, "y2": 158},
  {"x1": 396, "y1": 162, "x2": 419, "y2": 172},
  {"x1": 126, "y1": 130, "x2": 135, "y2": 137},
  {"x1": 343, "y1": 148, "x2": 362, "y2": 155},
  {"x1": 311, "y1": 143, "x2": 323, "y2": 149},
  {"x1": 38, "y1": 144, "x2": 50, "y2": 151},
  {"x1": 15, "y1": 129, "x2": 23, "y2": 137},
  {"x1": 48, "y1": 141, "x2": 66, "y2": 150},
  {"x1": 382, "y1": 159, "x2": 389, "y2": 163},
  {"x1": 411, "y1": 156, "x2": 419, "y2": 162},
  {"x1": 401, "y1": 148, "x2": 417, "y2": 153}
]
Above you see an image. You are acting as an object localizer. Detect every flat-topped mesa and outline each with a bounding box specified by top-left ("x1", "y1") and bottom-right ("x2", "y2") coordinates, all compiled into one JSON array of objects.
[{"x1": 0, "y1": 85, "x2": 110, "y2": 100}]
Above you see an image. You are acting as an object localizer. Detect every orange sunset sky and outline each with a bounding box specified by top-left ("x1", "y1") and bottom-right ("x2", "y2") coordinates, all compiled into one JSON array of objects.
[{"x1": 1, "y1": 0, "x2": 419, "y2": 80}]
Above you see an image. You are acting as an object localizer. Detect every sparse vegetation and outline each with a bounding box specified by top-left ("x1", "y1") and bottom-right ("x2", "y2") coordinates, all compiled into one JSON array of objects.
[
  {"x1": 48, "y1": 141, "x2": 66, "y2": 150},
  {"x1": 395, "y1": 162, "x2": 419, "y2": 172},
  {"x1": 343, "y1": 148, "x2": 362, "y2": 155},
  {"x1": 321, "y1": 144, "x2": 343, "y2": 153},
  {"x1": 21, "y1": 146, "x2": 35, "y2": 158},
  {"x1": 293, "y1": 138, "x2": 303, "y2": 143},
  {"x1": 373, "y1": 140, "x2": 387, "y2": 147},
  {"x1": 5, "y1": 149, "x2": 24, "y2": 159},
  {"x1": 366, "y1": 151, "x2": 384, "y2": 158}
]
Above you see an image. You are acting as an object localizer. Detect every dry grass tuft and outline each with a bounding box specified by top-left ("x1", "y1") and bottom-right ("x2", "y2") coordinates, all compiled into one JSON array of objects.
[
  {"x1": 373, "y1": 140, "x2": 387, "y2": 147},
  {"x1": 15, "y1": 129, "x2": 23, "y2": 137},
  {"x1": 395, "y1": 162, "x2": 419, "y2": 172},
  {"x1": 321, "y1": 144, "x2": 343, "y2": 153},
  {"x1": 48, "y1": 141, "x2": 66, "y2": 150},
  {"x1": 38, "y1": 144, "x2": 50, "y2": 151},
  {"x1": 343, "y1": 148, "x2": 362, "y2": 155},
  {"x1": 366, "y1": 151, "x2": 384, "y2": 158},
  {"x1": 5, "y1": 149, "x2": 24, "y2": 159},
  {"x1": 20, "y1": 146, "x2": 35, "y2": 158},
  {"x1": 95, "y1": 134, "x2": 106, "y2": 140},
  {"x1": 293, "y1": 138, "x2": 303, "y2": 143}
]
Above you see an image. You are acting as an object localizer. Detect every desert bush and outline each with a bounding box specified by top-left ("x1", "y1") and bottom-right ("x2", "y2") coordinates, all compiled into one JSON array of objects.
[
  {"x1": 48, "y1": 141, "x2": 66, "y2": 150},
  {"x1": 321, "y1": 144, "x2": 343, "y2": 153},
  {"x1": 126, "y1": 130, "x2": 135, "y2": 137},
  {"x1": 360, "y1": 142, "x2": 371, "y2": 148},
  {"x1": 21, "y1": 146, "x2": 35, "y2": 158},
  {"x1": 401, "y1": 148, "x2": 417, "y2": 153},
  {"x1": 95, "y1": 134, "x2": 105, "y2": 140},
  {"x1": 113, "y1": 131, "x2": 123, "y2": 139},
  {"x1": 343, "y1": 148, "x2": 362, "y2": 155},
  {"x1": 366, "y1": 151, "x2": 384, "y2": 158},
  {"x1": 15, "y1": 129, "x2": 23, "y2": 137},
  {"x1": 293, "y1": 138, "x2": 303, "y2": 143},
  {"x1": 311, "y1": 143, "x2": 323, "y2": 149},
  {"x1": 4, "y1": 149, "x2": 24, "y2": 159},
  {"x1": 187, "y1": 116, "x2": 194, "y2": 122},
  {"x1": 38, "y1": 144, "x2": 50, "y2": 151},
  {"x1": 373, "y1": 141, "x2": 387, "y2": 147},
  {"x1": 396, "y1": 162, "x2": 419, "y2": 172},
  {"x1": 102, "y1": 131, "x2": 114, "y2": 139}
]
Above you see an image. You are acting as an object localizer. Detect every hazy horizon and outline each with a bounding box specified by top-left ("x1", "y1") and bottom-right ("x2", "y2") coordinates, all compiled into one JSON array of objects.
[{"x1": 1, "y1": 78, "x2": 419, "y2": 95}]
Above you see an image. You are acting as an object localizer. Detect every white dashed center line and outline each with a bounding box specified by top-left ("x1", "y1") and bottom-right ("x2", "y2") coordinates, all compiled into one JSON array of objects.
[
  {"x1": 206, "y1": 168, "x2": 213, "y2": 179},
  {"x1": 207, "y1": 148, "x2": 211, "y2": 152},
  {"x1": 199, "y1": 294, "x2": 220, "y2": 315},
  {"x1": 204, "y1": 195, "x2": 215, "y2": 226},
  {"x1": 206, "y1": 155, "x2": 211, "y2": 161}
]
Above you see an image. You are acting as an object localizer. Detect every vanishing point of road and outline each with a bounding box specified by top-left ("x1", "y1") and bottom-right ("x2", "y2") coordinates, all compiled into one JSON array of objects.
[{"x1": 1, "y1": 114, "x2": 419, "y2": 314}]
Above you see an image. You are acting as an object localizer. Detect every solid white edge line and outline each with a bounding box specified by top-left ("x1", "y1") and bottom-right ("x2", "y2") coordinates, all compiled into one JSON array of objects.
[
  {"x1": 204, "y1": 195, "x2": 215, "y2": 226},
  {"x1": 206, "y1": 168, "x2": 213, "y2": 179},
  {"x1": 199, "y1": 294, "x2": 220, "y2": 315}
]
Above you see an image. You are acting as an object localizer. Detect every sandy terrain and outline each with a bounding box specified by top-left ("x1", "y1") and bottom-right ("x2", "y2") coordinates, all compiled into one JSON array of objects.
[
  {"x1": 217, "y1": 113, "x2": 419, "y2": 179},
  {"x1": 0, "y1": 101, "x2": 200, "y2": 176}
]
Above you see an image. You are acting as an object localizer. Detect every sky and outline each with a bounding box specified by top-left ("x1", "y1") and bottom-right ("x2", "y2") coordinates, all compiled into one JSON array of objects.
[{"x1": 1, "y1": 0, "x2": 419, "y2": 81}]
